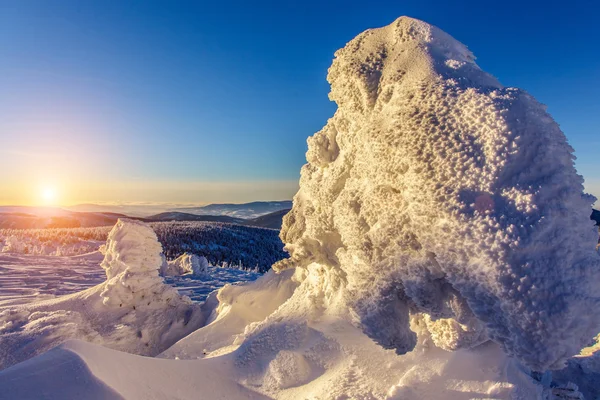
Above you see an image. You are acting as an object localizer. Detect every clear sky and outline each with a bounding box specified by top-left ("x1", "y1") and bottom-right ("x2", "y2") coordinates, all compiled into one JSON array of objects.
[{"x1": 1, "y1": 0, "x2": 598, "y2": 206}]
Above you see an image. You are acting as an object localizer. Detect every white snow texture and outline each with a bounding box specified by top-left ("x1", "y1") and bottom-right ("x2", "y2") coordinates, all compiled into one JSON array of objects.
[
  {"x1": 160, "y1": 253, "x2": 209, "y2": 277},
  {"x1": 274, "y1": 16, "x2": 600, "y2": 371},
  {"x1": 0, "y1": 219, "x2": 203, "y2": 369}
]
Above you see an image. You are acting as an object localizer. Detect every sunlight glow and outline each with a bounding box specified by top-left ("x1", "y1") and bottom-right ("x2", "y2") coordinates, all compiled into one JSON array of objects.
[{"x1": 41, "y1": 187, "x2": 58, "y2": 204}]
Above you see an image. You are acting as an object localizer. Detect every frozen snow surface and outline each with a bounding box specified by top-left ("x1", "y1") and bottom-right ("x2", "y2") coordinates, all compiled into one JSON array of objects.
[{"x1": 1, "y1": 16, "x2": 600, "y2": 400}]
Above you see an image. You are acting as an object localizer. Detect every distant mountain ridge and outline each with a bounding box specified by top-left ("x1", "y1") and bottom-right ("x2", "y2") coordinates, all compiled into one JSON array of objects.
[
  {"x1": 172, "y1": 201, "x2": 293, "y2": 219},
  {"x1": 63, "y1": 201, "x2": 292, "y2": 219},
  {"x1": 0, "y1": 201, "x2": 293, "y2": 230},
  {"x1": 245, "y1": 209, "x2": 291, "y2": 230},
  {"x1": 145, "y1": 212, "x2": 245, "y2": 224},
  {"x1": 0, "y1": 207, "x2": 130, "y2": 229}
]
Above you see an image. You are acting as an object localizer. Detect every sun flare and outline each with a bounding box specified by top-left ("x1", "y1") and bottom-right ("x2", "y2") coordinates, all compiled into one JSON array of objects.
[{"x1": 40, "y1": 187, "x2": 57, "y2": 204}]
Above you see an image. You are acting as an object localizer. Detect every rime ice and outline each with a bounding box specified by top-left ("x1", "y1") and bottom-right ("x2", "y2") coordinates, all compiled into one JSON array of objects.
[
  {"x1": 161, "y1": 253, "x2": 210, "y2": 277},
  {"x1": 275, "y1": 16, "x2": 600, "y2": 371}
]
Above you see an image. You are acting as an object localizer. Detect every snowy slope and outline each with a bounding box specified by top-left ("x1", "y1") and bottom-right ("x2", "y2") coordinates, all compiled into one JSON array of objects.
[
  {"x1": 0, "y1": 340, "x2": 270, "y2": 400},
  {"x1": 0, "y1": 251, "x2": 106, "y2": 307},
  {"x1": 1, "y1": 16, "x2": 599, "y2": 400}
]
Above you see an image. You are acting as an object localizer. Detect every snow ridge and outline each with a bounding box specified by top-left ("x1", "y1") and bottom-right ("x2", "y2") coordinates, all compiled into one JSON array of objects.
[{"x1": 275, "y1": 16, "x2": 600, "y2": 371}]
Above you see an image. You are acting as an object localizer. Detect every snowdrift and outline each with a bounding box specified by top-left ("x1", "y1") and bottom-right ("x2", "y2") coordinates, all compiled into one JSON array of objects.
[
  {"x1": 0, "y1": 219, "x2": 203, "y2": 370},
  {"x1": 0, "y1": 340, "x2": 270, "y2": 400}
]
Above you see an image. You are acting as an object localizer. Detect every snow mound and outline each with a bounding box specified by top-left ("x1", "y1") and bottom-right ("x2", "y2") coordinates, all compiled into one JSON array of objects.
[
  {"x1": 0, "y1": 340, "x2": 269, "y2": 400},
  {"x1": 161, "y1": 268, "x2": 299, "y2": 360},
  {"x1": 160, "y1": 253, "x2": 209, "y2": 277},
  {"x1": 273, "y1": 16, "x2": 600, "y2": 371},
  {"x1": 0, "y1": 219, "x2": 203, "y2": 370}
]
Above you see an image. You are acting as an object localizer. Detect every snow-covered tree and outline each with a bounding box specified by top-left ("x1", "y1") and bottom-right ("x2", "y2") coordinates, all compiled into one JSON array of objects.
[{"x1": 274, "y1": 16, "x2": 600, "y2": 372}]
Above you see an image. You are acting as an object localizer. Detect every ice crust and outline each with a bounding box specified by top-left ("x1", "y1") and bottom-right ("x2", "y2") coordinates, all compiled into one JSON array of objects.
[{"x1": 274, "y1": 16, "x2": 600, "y2": 371}]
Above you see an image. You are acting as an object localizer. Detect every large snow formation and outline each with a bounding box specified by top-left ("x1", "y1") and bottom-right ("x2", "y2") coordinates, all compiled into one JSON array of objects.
[
  {"x1": 273, "y1": 16, "x2": 600, "y2": 371},
  {"x1": 0, "y1": 219, "x2": 203, "y2": 369}
]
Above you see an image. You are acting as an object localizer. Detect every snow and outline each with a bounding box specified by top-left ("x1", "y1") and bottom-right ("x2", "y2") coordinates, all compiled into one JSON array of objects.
[
  {"x1": 160, "y1": 253, "x2": 209, "y2": 277},
  {"x1": 0, "y1": 253, "x2": 259, "y2": 307},
  {"x1": 0, "y1": 317, "x2": 546, "y2": 400},
  {"x1": 276, "y1": 16, "x2": 600, "y2": 372},
  {"x1": 0, "y1": 251, "x2": 106, "y2": 307},
  {"x1": 160, "y1": 268, "x2": 299, "y2": 360},
  {"x1": 1, "y1": 236, "x2": 25, "y2": 253},
  {"x1": 1, "y1": 16, "x2": 600, "y2": 400},
  {"x1": 0, "y1": 340, "x2": 270, "y2": 400},
  {"x1": 0, "y1": 219, "x2": 206, "y2": 370}
]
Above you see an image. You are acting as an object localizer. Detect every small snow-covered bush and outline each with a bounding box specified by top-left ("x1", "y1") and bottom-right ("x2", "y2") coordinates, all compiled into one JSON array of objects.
[
  {"x1": 160, "y1": 253, "x2": 209, "y2": 277},
  {"x1": 1, "y1": 236, "x2": 26, "y2": 253}
]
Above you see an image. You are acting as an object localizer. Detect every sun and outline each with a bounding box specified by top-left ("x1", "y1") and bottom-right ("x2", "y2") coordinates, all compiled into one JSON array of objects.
[{"x1": 41, "y1": 187, "x2": 58, "y2": 204}]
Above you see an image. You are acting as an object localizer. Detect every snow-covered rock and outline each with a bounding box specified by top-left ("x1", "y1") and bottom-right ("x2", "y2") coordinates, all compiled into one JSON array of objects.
[
  {"x1": 160, "y1": 253, "x2": 209, "y2": 277},
  {"x1": 0, "y1": 219, "x2": 203, "y2": 370},
  {"x1": 274, "y1": 16, "x2": 600, "y2": 372}
]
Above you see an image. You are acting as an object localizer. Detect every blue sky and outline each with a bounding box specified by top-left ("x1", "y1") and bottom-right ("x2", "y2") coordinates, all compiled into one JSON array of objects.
[{"x1": 0, "y1": 0, "x2": 598, "y2": 205}]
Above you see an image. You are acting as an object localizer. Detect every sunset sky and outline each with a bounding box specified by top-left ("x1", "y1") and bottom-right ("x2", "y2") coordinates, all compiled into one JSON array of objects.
[{"x1": 1, "y1": 0, "x2": 598, "y2": 206}]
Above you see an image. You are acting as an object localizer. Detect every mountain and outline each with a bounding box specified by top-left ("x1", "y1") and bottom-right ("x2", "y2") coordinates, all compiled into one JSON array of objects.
[
  {"x1": 145, "y1": 212, "x2": 245, "y2": 224},
  {"x1": 0, "y1": 206, "x2": 71, "y2": 216},
  {"x1": 173, "y1": 201, "x2": 293, "y2": 219},
  {"x1": 64, "y1": 203, "x2": 174, "y2": 217},
  {"x1": 64, "y1": 201, "x2": 294, "y2": 220},
  {"x1": 0, "y1": 207, "x2": 128, "y2": 229},
  {"x1": 244, "y1": 208, "x2": 290, "y2": 230},
  {"x1": 0, "y1": 202, "x2": 293, "y2": 229}
]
